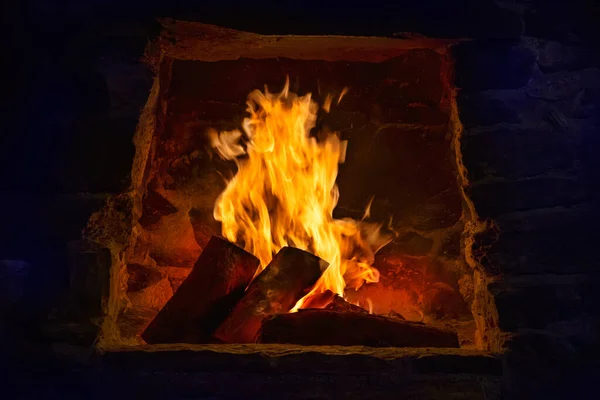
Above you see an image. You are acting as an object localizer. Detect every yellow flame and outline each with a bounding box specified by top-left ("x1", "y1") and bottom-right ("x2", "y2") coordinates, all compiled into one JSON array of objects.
[{"x1": 211, "y1": 78, "x2": 392, "y2": 307}]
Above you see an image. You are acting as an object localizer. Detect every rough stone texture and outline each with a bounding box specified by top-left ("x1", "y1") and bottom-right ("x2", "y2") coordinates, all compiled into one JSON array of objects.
[
  {"x1": 482, "y1": 204, "x2": 600, "y2": 274},
  {"x1": 126, "y1": 264, "x2": 165, "y2": 293},
  {"x1": 504, "y1": 329, "x2": 600, "y2": 399},
  {"x1": 461, "y1": 127, "x2": 574, "y2": 180},
  {"x1": 468, "y1": 176, "x2": 587, "y2": 218},
  {"x1": 489, "y1": 275, "x2": 600, "y2": 332},
  {"x1": 455, "y1": 8, "x2": 600, "y2": 396},
  {"x1": 96, "y1": 345, "x2": 501, "y2": 399},
  {"x1": 527, "y1": 68, "x2": 600, "y2": 100},
  {"x1": 522, "y1": 36, "x2": 600, "y2": 72},
  {"x1": 138, "y1": 189, "x2": 178, "y2": 228}
]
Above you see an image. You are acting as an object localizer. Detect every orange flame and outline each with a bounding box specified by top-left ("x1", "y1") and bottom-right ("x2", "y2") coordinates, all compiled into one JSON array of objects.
[{"x1": 210, "y1": 78, "x2": 392, "y2": 308}]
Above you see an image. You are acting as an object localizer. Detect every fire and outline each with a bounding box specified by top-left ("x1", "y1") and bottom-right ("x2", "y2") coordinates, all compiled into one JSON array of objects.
[{"x1": 209, "y1": 78, "x2": 392, "y2": 308}]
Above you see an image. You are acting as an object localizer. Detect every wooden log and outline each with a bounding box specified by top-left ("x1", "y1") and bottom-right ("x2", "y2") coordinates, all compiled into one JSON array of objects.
[
  {"x1": 326, "y1": 294, "x2": 369, "y2": 314},
  {"x1": 142, "y1": 236, "x2": 260, "y2": 344},
  {"x1": 300, "y1": 289, "x2": 369, "y2": 314},
  {"x1": 259, "y1": 309, "x2": 459, "y2": 348},
  {"x1": 301, "y1": 290, "x2": 407, "y2": 319},
  {"x1": 213, "y1": 247, "x2": 329, "y2": 344},
  {"x1": 300, "y1": 289, "x2": 337, "y2": 309}
]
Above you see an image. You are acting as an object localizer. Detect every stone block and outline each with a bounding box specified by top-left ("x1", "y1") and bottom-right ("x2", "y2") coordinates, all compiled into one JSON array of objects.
[
  {"x1": 489, "y1": 274, "x2": 600, "y2": 332},
  {"x1": 527, "y1": 68, "x2": 600, "y2": 100},
  {"x1": 468, "y1": 176, "x2": 587, "y2": 218},
  {"x1": 126, "y1": 264, "x2": 165, "y2": 293},
  {"x1": 99, "y1": 346, "x2": 501, "y2": 399},
  {"x1": 522, "y1": 37, "x2": 599, "y2": 72},
  {"x1": 572, "y1": 86, "x2": 600, "y2": 118},
  {"x1": 483, "y1": 204, "x2": 600, "y2": 274},
  {"x1": 188, "y1": 207, "x2": 220, "y2": 249},
  {"x1": 503, "y1": 330, "x2": 592, "y2": 399},
  {"x1": 412, "y1": 354, "x2": 502, "y2": 375},
  {"x1": 454, "y1": 41, "x2": 536, "y2": 90},
  {"x1": 84, "y1": 193, "x2": 134, "y2": 248},
  {"x1": 138, "y1": 188, "x2": 178, "y2": 228},
  {"x1": 461, "y1": 127, "x2": 574, "y2": 180}
]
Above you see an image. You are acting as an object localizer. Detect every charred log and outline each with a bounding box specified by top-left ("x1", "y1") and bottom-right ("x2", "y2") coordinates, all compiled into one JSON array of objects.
[
  {"x1": 213, "y1": 247, "x2": 329, "y2": 343},
  {"x1": 259, "y1": 309, "x2": 459, "y2": 348},
  {"x1": 142, "y1": 236, "x2": 260, "y2": 344}
]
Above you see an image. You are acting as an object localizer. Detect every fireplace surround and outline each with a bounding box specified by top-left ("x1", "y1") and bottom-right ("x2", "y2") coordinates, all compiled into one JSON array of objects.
[
  {"x1": 3, "y1": 2, "x2": 600, "y2": 398},
  {"x1": 72, "y1": 16, "x2": 599, "y2": 398},
  {"x1": 86, "y1": 21, "x2": 493, "y2": 350}
]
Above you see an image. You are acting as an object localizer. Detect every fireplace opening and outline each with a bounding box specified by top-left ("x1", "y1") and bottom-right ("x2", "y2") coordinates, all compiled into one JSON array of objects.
[{"x1": 86, "y1": 22, "x2": 491, "y2": 351}]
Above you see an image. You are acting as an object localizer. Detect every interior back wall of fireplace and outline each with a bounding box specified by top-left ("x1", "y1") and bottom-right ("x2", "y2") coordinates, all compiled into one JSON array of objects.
[{"x1": 115, "y1": 47, "x2": 475, "y2": 344}]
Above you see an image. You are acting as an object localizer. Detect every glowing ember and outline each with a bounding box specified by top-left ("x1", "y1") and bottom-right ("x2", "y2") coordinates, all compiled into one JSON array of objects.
[{"x1": 209, "y1": 78, "x2": 392, "y2": 309}]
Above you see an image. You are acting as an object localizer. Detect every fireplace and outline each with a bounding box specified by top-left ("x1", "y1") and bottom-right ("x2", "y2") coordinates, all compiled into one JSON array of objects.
[
  {"x1": 81, "y1": 21, "x2": 497, "y2": 352},
  {"x1": 7, "y1": 3, "x2": 598, "y2": 397}
]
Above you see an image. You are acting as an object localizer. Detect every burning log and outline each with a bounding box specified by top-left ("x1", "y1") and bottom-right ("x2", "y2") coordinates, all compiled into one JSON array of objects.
[
  {"x1": 299, "y1": 289, "x2": 337, "y2": 309},
  {"x1": 326, "y1": 294, "x2": 369, "y2": 314},
  {"x1": 213, "y1": 247, "x2": 329, "y2": 343},
  {"x1": 259, "y1": 309, "x2": 459, "y2": 348},
  {"x1": 300, "y1": 289, "x2": 368, "y2": 314},
  {"x1": 142, "y1": 236, "x2": 260, "y2": 344}
]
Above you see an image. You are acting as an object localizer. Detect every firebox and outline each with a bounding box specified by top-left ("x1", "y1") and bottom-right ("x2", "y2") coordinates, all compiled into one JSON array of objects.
[{"x1": 86, "y1": 21, "x2": 495, "y2": 352}]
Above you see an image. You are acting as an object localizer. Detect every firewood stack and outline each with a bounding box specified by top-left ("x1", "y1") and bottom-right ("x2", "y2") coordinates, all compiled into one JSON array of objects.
[{"x1": 142, "y1": 235, "x2": 459, "y2": 348}]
